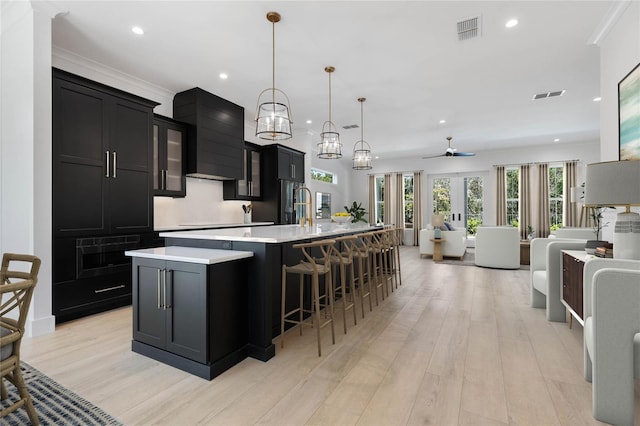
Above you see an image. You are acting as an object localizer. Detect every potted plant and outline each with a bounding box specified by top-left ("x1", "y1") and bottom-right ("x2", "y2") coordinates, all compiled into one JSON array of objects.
[
  {"x1": 585, "y1": 207, "x2": 610, "y2": 254},
  {"x1": 344, "y1": 201, "x2": 368, "y2": 224}
]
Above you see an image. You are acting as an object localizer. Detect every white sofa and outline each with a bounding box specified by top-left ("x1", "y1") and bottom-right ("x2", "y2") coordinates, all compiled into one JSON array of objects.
[
  {"x1": 530, "y1": 238, "x2": 586, "y2": 322},
  {"x1": 552, "y1": 227, "x2": 596, "y2": 240},
  {"x1": 582, "y1": 259, "x2": 640, "y2": 426},
  {"x1": 474, "y1": 226, "x2": 520, "y2": 269},
  {"x1": 419, "y1": 227, "x2": 467, "y2": 259}
]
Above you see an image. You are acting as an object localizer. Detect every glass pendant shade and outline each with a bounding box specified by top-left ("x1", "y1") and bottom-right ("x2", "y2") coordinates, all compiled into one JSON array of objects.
[
  {"x1": 318, "y1": 66, "x2": 341, "y2": 159},
  {"x1": 255, "y1": 12, "x2": 293, "y2": 141},
  {"x1": 352, "y1": 140, "x2": 372, "y2": 170},
  {"x1": 352, "y1": 97, "x2": 372, "y2": 170}
]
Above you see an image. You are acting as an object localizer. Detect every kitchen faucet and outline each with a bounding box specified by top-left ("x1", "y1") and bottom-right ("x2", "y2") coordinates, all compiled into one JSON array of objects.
[{"x1": 294, "y1": 186, "x2": 313, "y2": 227}]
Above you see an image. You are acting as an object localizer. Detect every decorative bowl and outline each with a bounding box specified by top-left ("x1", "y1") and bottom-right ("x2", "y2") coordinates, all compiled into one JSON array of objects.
[{"x1": 331, "y1": 214, "x2": 352, "y2": 224}]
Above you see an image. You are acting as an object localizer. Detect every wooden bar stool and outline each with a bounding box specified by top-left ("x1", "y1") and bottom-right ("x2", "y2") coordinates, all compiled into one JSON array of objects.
[
  {"x1": 392, "y1": 227, "x2": 403, "y2": 286},
  {"x1": 373, "y1": 229, "x2": 394, "y2": 297},
  {"x1": 281, "y1": 239, "x2": 336, "y2": 356},
  {"x1": 327, "y1": 235, "x2": 358, "y2": 333},
  {"x1": 362, "y1": 231, "x2": 387, "y2": 305},
  {"x1": 345, "y1": 235, "x2": 373, "y2": 317}
]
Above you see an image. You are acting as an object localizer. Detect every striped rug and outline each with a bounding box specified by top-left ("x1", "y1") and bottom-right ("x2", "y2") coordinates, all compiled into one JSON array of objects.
[{"x1": 1, "y1": 362, "x2": 122, "y2": 426}]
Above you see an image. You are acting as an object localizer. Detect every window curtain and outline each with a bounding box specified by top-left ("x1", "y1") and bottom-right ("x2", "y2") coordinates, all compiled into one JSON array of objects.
[
  {"x1": 496, "y1": 166, "x2": 507, "y2": 226},
  {"x1": 368, "y1": 175, "x2": 375, "y2": 224},
  {"x1": 413, "y1": 171, "x2": 423, "y2": 245},
  {"x1": 519, "y1": 164, "x2": 532, "y2": 240},
  {"x1": 537, "y1": 163, "x2": 550, "y2": 238},
  {"x1": 394, "y1": 173, "x2": 404, "y2": 244},
  {"x1": 564, "y1": 161, "x2": 578, "y2": 227},
  {"x1": 383, "y1": 173, "x2": 391, "y2": 224}
]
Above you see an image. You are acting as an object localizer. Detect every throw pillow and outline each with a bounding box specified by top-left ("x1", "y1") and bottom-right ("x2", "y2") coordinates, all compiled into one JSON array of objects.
[{"x1": 444, "y1": 222, "x2": 454, "y2": 231}]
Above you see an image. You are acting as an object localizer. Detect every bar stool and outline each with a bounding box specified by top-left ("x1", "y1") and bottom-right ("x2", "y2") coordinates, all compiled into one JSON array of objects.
[
  {"x1": 363, "y1": 231, "x2": 387, "y2": 304},
  {"x1": 281, "y1": 239, "x2": 336, "y2": 356},
  {"x1": 374, "y1": 229, "x2": 395, "y2": 297},
  {"x1": 347, "y1": 234, "x2": 373, "y2": 317},
  {"x1": 383, "y1": 227, "x2": 400, "y2": 291},
  {"x1": 327, "y1": 235, "x2": 358, "y2": 333},
  {"x1": 392, "y1": 227, "x2": 403, "y2": 287}
]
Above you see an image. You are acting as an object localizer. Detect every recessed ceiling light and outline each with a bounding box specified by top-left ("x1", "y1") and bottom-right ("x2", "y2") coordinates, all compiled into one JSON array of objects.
[
  {"x1": 439, "y1": 119, "x2": 446, "y2": 124},
  {"x1": 306, "y1": 120, "x2": 312, "y2": 124},
  {"x1": 219, "y1": 73, "x2": 228, "y2": 80},
  {"x1": 505, "y1": 19, "x2": 518, "y2": 28},
  {"x1": 554, "y1": 138, "x2": 560, "y2": 142},
  {"x1": 375, "y1": 156, "x2": 380, "y2": 159},
  {"x1": 131, "y1": 26, "x2": 144, "y2": 35},
  {"x1": 593, "y1": 96, "x2": 601, "y2": 102}
]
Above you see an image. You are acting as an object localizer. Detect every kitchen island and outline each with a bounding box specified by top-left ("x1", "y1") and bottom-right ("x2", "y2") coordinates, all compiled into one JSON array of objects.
[{"x1": 160, "y1": 223, "x2": 380, "y2": 364}]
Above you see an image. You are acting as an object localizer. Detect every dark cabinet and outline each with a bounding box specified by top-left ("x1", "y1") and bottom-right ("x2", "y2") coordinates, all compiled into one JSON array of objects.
[
  {"x1": 131, "y1": 255, "x2": 250, "y2": 379},
  {"x1": 153, "y1": 115, "x2": 186, "y2": 197},
  {"x1": 276, "y1": 146, "x2": 305, "y2": 181},
  {"x1": 52, "y1": 68, "x2": 157, "y2": 237},
  {"x1": 252, "y1": 144, "x2": 305, "y2": 224},
  {"x1": 132, "y1": 258, "x2": 207, "y2": 363},
  {"x1": 562, "y1": 252, "x2": 585, "y2": 322},
  {"x1": 223, "y1": 142, "x2": 262, "y2": 200},
  {"x1": 173, "y1": 87, "x2": 244, "y2": 181}
]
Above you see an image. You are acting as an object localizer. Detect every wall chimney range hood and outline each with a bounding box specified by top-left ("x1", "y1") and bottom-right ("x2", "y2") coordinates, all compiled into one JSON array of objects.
[{"x1": 173, "y1": 87, "x2": 244, "y2": 181}]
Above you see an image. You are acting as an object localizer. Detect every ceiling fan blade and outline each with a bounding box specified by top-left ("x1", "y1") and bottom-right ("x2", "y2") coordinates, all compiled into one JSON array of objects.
[
  {"x1": 452, "y1": 152, "x2": 475, "y2": 157},
  {"x1": 421, "y1": 153, "x2": 446, "y2": 159}
]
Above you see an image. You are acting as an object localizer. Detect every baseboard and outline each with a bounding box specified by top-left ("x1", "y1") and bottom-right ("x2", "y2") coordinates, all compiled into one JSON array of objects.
[{"x1": 26, "y1": 314, "x2": 56, "y2": 337}]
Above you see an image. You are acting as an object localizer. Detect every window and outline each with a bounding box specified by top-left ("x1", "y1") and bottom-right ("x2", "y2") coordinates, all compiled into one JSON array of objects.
[
  {"x1": 374, "y1": 176, "x2": 384, "y2": 224},
  {"x1": 506, "y1": 168, "x2": 519, "y2": 226},
  {"x1": 465, "y1": 176, "x2": 483, "y2": 234},
  {"x1": 549, "y1": 165, "x2": 563, "y2": 227},
  {"x1": 403, "y1": 174, "x2": 414, "y2": 229},
  {"x1": 310, "y1": 168, "x2": 337, "y2": 184}
]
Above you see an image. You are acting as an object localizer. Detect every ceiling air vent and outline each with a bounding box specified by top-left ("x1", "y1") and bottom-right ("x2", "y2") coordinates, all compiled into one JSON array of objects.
[
  {"x1": 532, "y1": 90, "x2": 566, "y2": 100},
  {"x1": 457, "y1": 16, "x2": 481, "y2": 41},
  {"x1": 342, "y1": 124, "x2": 359, "y2": 130}
]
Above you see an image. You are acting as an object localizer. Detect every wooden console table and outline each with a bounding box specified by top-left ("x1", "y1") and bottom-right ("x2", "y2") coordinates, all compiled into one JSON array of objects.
[
  {"x1": 561, "y1": 250, "x2": 591, "y2": 328},
  {"x1": 430, "y1": 238, "x2": 446, "y2": 262}
]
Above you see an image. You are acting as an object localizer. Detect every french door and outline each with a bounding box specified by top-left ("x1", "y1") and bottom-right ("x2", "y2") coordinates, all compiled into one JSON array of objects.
[{"x1": 430, "y1": 173, "x2": 486, "y2": 234}]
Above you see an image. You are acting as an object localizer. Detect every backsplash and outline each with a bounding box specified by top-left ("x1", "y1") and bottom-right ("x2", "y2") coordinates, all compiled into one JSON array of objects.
[{"x1": 154, "y1": 177, "x2": 246, "y2": 229}]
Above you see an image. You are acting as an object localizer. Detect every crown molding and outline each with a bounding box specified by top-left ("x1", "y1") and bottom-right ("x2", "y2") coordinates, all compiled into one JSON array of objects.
[
  {"x1": 587, "y1": 1, "x2": 631, "y2": 46},
  {"x1": 52, "y1": 46, "x2": 175, "y2": 107}
]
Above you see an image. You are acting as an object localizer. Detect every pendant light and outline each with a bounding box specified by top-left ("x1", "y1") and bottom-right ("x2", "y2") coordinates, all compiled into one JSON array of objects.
[
  {"x1": 317, "y1": 66, "x2": 342, "y2": 159},
  {"x1": 352, "y1": 97, "x2": 373, "y2": 170},
  {"x1": 255, "y1": 12, "x2": 292, "y2": 140}
]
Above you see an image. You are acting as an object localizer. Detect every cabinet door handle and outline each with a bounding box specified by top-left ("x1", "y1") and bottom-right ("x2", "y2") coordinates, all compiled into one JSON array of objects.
[
  {"x1": 161, "y1": 169, "x2": 167, "y2": 190},
  {"x1": 249, "y1": 181, "x2": 253, "y2": 196},
  {"x1": 290, "y1": 164, "x2": 294, "y2": 179},
  {"x1": 157, "y1": 269, "x2": 162, "y2": 309},
  {"x1": 112, "y1": 151, "x2": 117, "y2": 178},
  {"x1": 105, "y1": 151, "x2": 110, "y2": 177},
  {"x1": 164, "y1": 269, "x2": 172, "y2": 309},
  {"x1": 94, "y1": 284, "x2": 125, "y2": 293}
]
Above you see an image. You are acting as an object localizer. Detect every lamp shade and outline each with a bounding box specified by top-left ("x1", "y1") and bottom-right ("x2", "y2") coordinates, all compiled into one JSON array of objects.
[
  {"x1": 584, "y1": 160, "x2": 640, "y2": 207},
  {"x1": 432, "y1": 214, "x2": 445, "y2": 227}
]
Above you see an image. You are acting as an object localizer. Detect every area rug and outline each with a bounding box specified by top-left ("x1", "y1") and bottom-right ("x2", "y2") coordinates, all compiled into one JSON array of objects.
[{"x1": 1, "y1": 362, "x2": 123, "y2": 426}]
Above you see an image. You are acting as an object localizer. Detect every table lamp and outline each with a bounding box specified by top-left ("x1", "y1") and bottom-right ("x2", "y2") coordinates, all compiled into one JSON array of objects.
[
  {"x1": 432, "y1": 214, "x2": 445, "y2": 239},
  {"x1": 584, "y1": 160, "x2": 640, "y2": 259}
]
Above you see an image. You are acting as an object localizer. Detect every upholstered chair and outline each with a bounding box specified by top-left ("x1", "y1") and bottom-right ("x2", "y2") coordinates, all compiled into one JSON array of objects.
[
  {"x1": 582, "y1": 258, "x2": 640, "y2": 426},
  {"x1": 530, "y1": 238, "x2": 586, "y2": 321},
  {"x1": 473, "y1": 226, "x2": 520, "y2": 269}
]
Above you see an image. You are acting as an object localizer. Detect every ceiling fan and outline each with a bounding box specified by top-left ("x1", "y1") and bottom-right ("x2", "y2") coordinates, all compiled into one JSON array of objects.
[{"x1": 422, "y1": 136, "x2": 476, "y2": 159}]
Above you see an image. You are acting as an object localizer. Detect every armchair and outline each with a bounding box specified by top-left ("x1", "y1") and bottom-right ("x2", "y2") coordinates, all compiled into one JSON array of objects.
[
  {"x1": 552, "y1": 227, "x2": 596, "y2": 240},
  {"x1": 474, "y1": 227, "x2": 520, "y2": 269},
  {"x1": 582, "y1": 259, "x2": 640, "y2": 426},
  {"x1": 0, "y1": 253, "x2": 41, "y2": 424},
  {"x1": 530, "y1": 238, "x2": 586, "y2": 322}
]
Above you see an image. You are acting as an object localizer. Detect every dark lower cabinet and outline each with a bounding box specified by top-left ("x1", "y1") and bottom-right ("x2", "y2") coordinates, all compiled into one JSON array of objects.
[
  {"x1": 131, "y1": 257, "x2": 249, "y2": 379},
  {"x1": 562, "y1": 252, "x2": 585, "y2": 321}
]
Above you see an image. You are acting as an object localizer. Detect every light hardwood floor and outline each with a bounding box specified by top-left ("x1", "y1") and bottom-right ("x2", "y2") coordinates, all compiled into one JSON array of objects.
[{"x1": 19, "y1": 246, "x2": 631, "y2": 425}]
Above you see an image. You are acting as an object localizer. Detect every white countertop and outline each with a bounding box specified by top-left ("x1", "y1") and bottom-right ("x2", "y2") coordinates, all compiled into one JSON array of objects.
[
  {"x1": 159, "y1": 223, "x2": 380, "y2": 243},
  {"x1": 125, "y1": 246, "x2": 254, "y2": 264},
  {"x1": 562, "y1": 249, "x2": 594, "y2": 262},
  {"x1": 154, "y1": 222, "x2": 273, "y2": 232}
]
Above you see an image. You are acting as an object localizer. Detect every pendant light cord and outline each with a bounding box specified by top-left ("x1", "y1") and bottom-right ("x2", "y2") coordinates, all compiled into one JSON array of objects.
[
  {"x1": 328, "y1": 71, "x2": 332, "y2": 124},
  {"x1": 360, "y1": 100, "x2": 364, "y2": 142},
  {"x1": 271, "y1": 20, "x2": 276, "y2": 104}
]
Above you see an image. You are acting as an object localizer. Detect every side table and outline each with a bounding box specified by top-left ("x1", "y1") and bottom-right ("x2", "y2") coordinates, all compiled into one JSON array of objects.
[
  {"x1": 430, "y1": 238, "x2": 446, "y2": 262},
  {"x1": 520, "y1": 240, "x2": 530, "y2": 265}
]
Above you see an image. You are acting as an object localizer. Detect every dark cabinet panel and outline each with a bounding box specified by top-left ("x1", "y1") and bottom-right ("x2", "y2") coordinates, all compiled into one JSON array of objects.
[
  {"x1": 153, "y1": 115, "x2": 187, "y2": 197},
  {"x1": 52, "y1": 68, "x2": 157, "y2": 237},
  {"x1": 223, "y1": 142, "x2": 262, "y2": 200},
  {"x1": 562, "y1": 252, "x2": 585, "y2": 321},
  {"x1": 173, "y1": 88, "x2": 244, "y2": 181},
  {"x1": 132, "y1": 258, "x2": 207, "y2": 363},
  {"x1": 275, "y1": 146, "x2": 305, "y2": 181}
]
